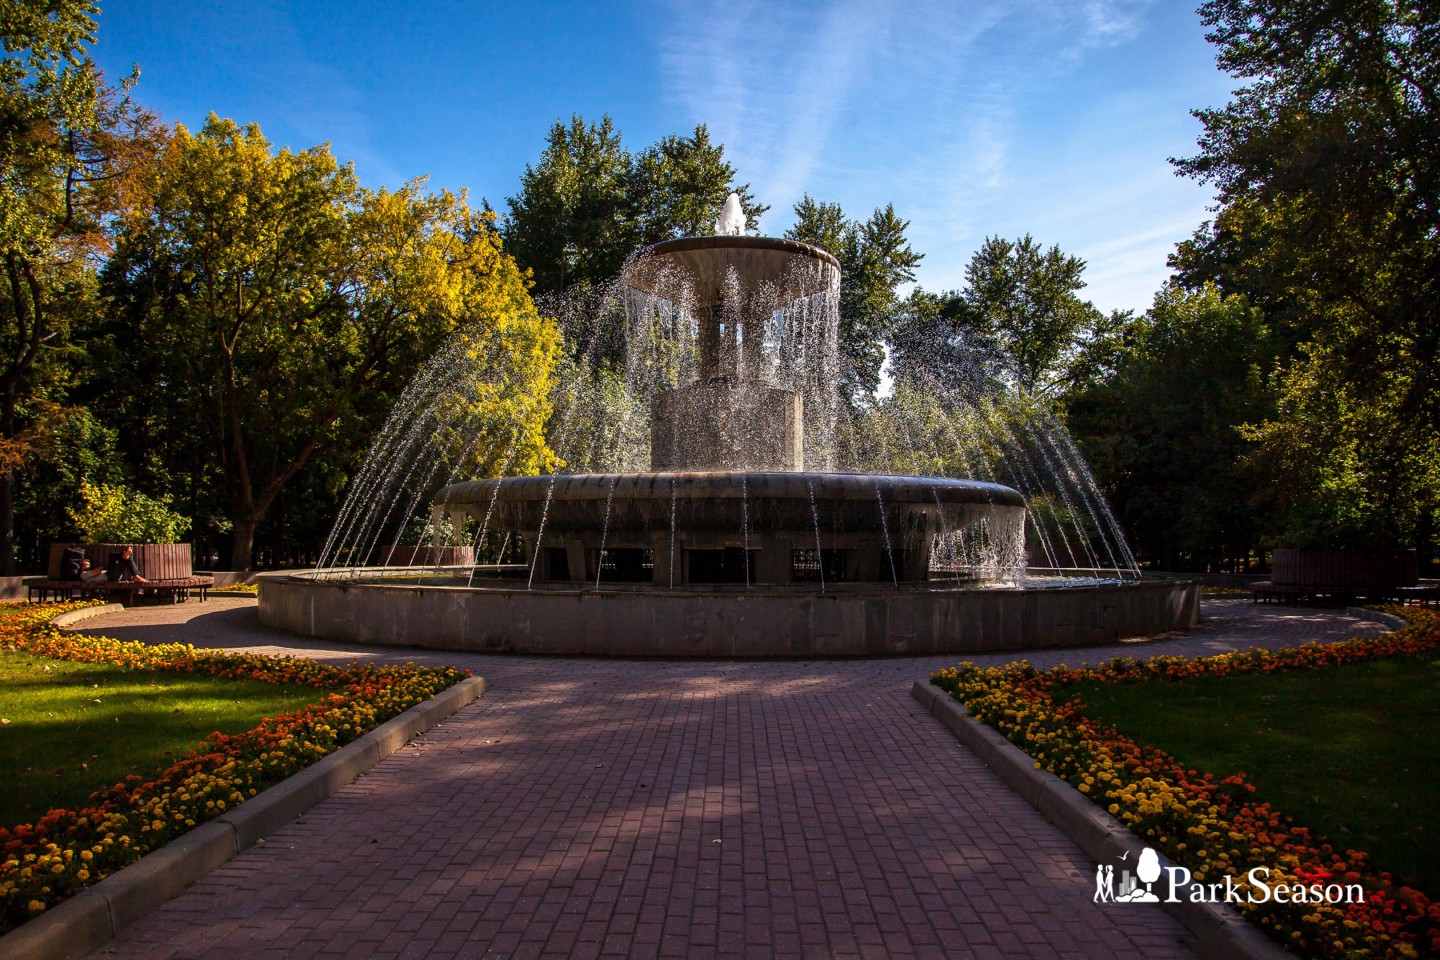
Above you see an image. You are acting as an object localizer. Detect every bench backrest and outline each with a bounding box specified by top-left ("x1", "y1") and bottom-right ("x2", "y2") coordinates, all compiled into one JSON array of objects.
[
  {"x1": 47, "y1": 543, "x2": 194, "y2": 580},
  {"x1": 1271, "y1": 548, "x2": 1418, "y2": 589}
]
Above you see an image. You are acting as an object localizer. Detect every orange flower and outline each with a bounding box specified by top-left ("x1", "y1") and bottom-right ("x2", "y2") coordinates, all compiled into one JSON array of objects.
[
  {"x1": 0, "y1": 603, "x2": 468, "y2": 932},
  {"x1": 930, "y1": 608, "x2": 1440, "y2": 960}
]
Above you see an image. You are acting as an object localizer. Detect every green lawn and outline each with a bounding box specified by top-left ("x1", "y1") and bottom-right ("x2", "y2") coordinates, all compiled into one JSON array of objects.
[
  {"x1": 1062, "y1": 648, "x2": 1440, "y2": 896},
  {"x1": 0, "y1": 649, "x2": 330, "y2": 826}
]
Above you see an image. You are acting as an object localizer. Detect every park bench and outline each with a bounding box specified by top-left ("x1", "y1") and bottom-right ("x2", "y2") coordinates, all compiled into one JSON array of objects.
[
  {"x1": 24, "y1": 543, "x2": 214, "y2": 606},
  {"x1": 1395, "y1": 584, "x2": 1440, "y2": 607},
  {"x1": 1251, "y1": 548, "x2": 1417, "y2": 605},
  {"x1": 1249, "y1": 581, "x2": 1314, "y2": 604}
]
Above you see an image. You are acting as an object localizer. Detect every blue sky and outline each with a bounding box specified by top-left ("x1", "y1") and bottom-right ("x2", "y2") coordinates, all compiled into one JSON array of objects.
[{"x1": 89, "y1": 1, "x2": 1235, "y2": 314}]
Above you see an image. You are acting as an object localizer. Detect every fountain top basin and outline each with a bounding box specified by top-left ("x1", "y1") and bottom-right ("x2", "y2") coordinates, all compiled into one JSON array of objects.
[{"x1": 621, "y1": 235, "x2": 840, "y2": 308}]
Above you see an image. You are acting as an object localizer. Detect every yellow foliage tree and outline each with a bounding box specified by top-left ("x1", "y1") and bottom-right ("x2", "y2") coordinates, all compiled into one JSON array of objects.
[{"x1": 106, "y1": 116, "x2": 558, "y2": 569}]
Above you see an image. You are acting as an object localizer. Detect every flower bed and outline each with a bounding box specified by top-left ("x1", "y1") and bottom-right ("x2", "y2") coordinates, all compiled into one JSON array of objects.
[
  {"x1": 0, "y1": 602, "x2": 468, "y2": 932},
  {"x1": 931, "y1": 608, "x2": 1440, "y2": 960},
  {"x1": 213, "y1": 582, "x2": 259, "y2": 594},
  {"x1": 1198, "y1": 584, "x2": 1253, "y2": 596}
]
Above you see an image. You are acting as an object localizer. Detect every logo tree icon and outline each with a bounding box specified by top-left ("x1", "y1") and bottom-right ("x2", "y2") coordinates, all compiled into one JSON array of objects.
[{"x1": 1137, "y1": 847, "x2": 1161, "y2": 896}]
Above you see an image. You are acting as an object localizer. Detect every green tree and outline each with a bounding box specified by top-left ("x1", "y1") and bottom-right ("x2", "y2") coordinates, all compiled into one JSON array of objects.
[
  {"x1": 962, "y1": 235, "x2": 1105, "y2": 396},
  {"x1": 503, "y1": 115, "x2": 632, "y2": 295},
  {"x1": 0, "y1": 0, "x2": 161, "y2": 571},
  {"x1": 103, "y1": 116, "x2": 558, "y2": 569},
  {"x1": 13, "y1": 406, "x2": 123, "y2": 560},
  {"x1": 1171, "y1": 0, "x2": 1440, "y2": 551},
  {"x1": 886, "y1": 287, "x2": 1007, "y2": 401},
  {"x1": 629, "y1": 124, "x2": 764, "y2": 244},
  {"x1": 785, "y1": 197, "x2": 922, "y2": 403},
  {"x1": 1066, "y1": 283, "x2": 1276, "y2": 570},
  {"x1": 504, "y1": 115, "x2": 765, "y2": 296},
  {"x1": 785, "y1": 195, "x2": 847, "y2": 255}
]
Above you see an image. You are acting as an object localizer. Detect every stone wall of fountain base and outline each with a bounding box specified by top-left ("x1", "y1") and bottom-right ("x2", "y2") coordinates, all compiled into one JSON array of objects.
[{"x1": 258, "y1": 577, "x2": 1198, "y2": 657}]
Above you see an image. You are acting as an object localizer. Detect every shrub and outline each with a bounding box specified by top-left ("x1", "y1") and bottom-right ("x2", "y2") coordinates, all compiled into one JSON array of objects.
[{"x1": 68, "y1": 482, "x2": 190, "y2": 544}]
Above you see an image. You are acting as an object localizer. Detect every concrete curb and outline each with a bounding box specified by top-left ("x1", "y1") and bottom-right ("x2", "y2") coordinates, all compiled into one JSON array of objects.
[
  {"x1": 49, "y1": 604, "x2": 126, "y2": 629},
  {"x1": 1346, "y1": 607, "x2": 1407, "y2": 631},
  {"x1": 911, "y1": 679, "x2": 1291, "y2": 960},
  {"x1": 0, "y1": 675, "x2": 487, "y2": 960}
]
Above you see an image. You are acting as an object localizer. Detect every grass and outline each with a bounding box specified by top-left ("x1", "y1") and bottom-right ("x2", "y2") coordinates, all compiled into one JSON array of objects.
[
  {"x1": 1062, "y1": 647, "x2": 1440, "y2": 896},
  {"x1": 0, "y1": 648, "x2": 329, "y2": 826}
]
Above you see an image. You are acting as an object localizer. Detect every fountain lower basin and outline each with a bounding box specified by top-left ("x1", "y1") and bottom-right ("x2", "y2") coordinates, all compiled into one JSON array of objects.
[{"x1": 258, "y1": 574, "x2": 1198, "y2": 657}]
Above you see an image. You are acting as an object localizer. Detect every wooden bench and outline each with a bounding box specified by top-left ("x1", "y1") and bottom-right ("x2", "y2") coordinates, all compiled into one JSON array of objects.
[
  {"x1": 27, "y1": 543, "x2": 213, "y2": 607},
  {"x1": 1250, "y1": 581, "x2": 1314, "y2": 604},
  {"x1": 24, "y1": 577, "x2": 85, "y2": 603},
  {"x1": 1252, "y1": 549, "x2": 1418, "y2": 605},
  {"x1": 1396, "y1": 585, "x2": 1440, "y2": 608},
  {"x1": 25, "y1": 575, "x2": 214, "y2": 604}
]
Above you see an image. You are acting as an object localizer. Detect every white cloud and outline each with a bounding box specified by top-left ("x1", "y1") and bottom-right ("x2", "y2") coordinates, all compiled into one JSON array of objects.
[
  {"x1": 1074, "y1": 0, "x2": 1154, "y2": 46},
  {"x1": 652, "y1": 0, "x2": 1219, "y2": 311},
  {"x1": 656, "y1": 0, "x2": 900, "y2": 217}
]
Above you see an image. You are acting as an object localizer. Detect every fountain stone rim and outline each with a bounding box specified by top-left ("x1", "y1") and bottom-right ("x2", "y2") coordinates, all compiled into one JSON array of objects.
[
  {"x1": 621, "y1": 235, "x2": 841, "y2": 306},
  {"x1": 630, "y1": 235, "x2": 841, "y2": 270},
  {"x1": 436, "y1": 471, "x2": 1028, "y2": 508}
]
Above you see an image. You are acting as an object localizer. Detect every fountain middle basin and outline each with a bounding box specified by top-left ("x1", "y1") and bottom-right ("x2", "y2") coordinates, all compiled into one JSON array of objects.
[{"x1": 435, "y1": 471, "x2": 1026, "y2": 586}]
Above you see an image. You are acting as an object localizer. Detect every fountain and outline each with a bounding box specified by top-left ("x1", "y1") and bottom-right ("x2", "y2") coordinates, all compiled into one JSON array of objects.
[{"x1": 259, "y1": 197, "x2": 1197, "y2": 655}]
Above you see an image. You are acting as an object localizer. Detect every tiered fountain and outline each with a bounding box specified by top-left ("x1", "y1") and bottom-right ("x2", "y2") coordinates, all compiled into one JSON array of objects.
[{"x1": 259, "y1": 197, "x2": 1197, "y2": 655}]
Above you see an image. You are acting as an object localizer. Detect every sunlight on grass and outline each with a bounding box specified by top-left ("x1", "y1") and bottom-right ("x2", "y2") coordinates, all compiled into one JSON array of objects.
[
  {"x1": 0, "y1": 649, "x2": 328, "y2": 826},
  {"x1": 1064, "y1": 648, "x2": 1440, "y2": 896}
]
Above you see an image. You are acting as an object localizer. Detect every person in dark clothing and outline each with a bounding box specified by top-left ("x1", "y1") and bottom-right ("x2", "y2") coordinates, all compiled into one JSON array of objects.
[
  {"x1": 104, "y1": 546, "x2": 150, "y2": 585},
  {"x1": 59, "y1": 546, "x2": 87, "y2": 581}
]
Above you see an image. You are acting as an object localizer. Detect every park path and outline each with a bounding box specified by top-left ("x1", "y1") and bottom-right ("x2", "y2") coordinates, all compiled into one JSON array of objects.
[{"x1": 72, "y1": 597, "x2": 1384, "y2": 960}]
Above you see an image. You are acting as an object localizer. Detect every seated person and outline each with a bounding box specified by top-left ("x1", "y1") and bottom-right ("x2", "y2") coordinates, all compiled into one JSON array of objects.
[{"x1": 104, "y1": 546, "x2": 150, "y2": 586}]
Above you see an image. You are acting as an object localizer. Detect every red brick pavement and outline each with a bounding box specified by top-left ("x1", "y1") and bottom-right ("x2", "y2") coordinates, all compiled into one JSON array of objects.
[{"x1": 73, "y1": 598, "x2": 1385, "y2": 960}]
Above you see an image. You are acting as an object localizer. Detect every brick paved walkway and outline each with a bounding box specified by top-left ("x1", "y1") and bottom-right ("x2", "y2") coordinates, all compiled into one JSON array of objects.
[{"x1": 75, "y1": 597, "x2": 1385, "y2": 960}]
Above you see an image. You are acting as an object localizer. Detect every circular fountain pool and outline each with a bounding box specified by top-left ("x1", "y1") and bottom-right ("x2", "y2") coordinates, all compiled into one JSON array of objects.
[
  {"x1": 260, "y1": 573, "x2": 1195, "y2": 657},
  {"x1": 262, "y1": 195, "x2": 1197, "y2": 656}
]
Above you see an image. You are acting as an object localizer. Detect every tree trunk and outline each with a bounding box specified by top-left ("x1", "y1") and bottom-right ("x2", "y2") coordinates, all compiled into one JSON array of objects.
[
  {"x1": 230, "y1": 517, "x2": 258, "y2": 572},
  {"x1": 0, "y1": 475, "x2": 12, "y2": 577},
  {"x1": 0, "y1": 386, "x2": 15, "y2": 576}
]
